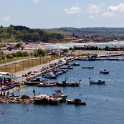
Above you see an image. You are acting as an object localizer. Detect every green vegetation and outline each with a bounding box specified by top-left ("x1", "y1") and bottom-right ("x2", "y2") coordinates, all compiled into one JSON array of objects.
[
  {"x1": 0, "y1": 25, "x2": 64, "y2": 43},
  {"x1": 46, "y1": 27, "x2": 124, "y2": 40},
  {"x1": 0, "y1": 55, "x2": 62, "y2": 73},
  {"x1": 0, "y1": 49, "x2": 48, "y2": 64}
]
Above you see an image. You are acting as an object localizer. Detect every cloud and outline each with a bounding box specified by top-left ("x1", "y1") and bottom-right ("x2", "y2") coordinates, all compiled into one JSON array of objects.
[
  {"x1": 89, "y1": 15, "x2": 96, "y2": 20},
  {"x1": 33, "y1": 0, "x2": 41, "y2": 4},
  {"x1": 64, "y1": 6, "x2": 82, "y2": 15},
  {"x1": 103, "y1": 3, "x2": 124, "y2": 18},
  {"x1": 4, "y1": 16, "x2": 11, "y2": 22},
  {"x1": 88, "y1": 4, "x2": 100, "y2": 14},
  {"x1": 108, "y1": 3, "x2": 124, "y2": 12},
  {"x1": 102, "y1": 11, "x2": 115, "y2": 18}
]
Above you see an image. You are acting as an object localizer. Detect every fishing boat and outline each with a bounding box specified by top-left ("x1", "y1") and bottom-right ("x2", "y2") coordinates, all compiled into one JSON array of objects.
[
  {"x1": 42, "y1": 72, "x2": 57, "y2": 79},
  {"x1": 24, "y1": 80, "x2": 40, "y2": 86},
  {"x1": 33, "y1": 94, "x2": 61, "y2": 105},
  {"x1": 89, "y1": 78, "x2": 105, "y2": 85},
  {"x1": 38, "y1": 80, "x2": 56, "y2": 87},
  {"x1": 56, "y1": 80, "x2": 80, "y2": 87},
  {"x1": 38, "y1": 83, "x2": 53, "y2": 87},
  {"x1": 82, "y1": 66, "x2": 94, "y2": 69},
  {"x1": 33, "y1": 94, "x2": 49, "y2": 104},
  {"x1": 100, "y1": 69, "x2": 109, "y2": 74},
  {"x1": 52, "y1": 89, "x2": 68, "y2": 101},
  {"x1": 67, "y1": 98, "x2": 86, "y2": 105},
  {"x1": 71, "y1": 62, "x2": 80, "y2": 66},
  {"x1": 59, "y1": 65, "x2": 73, "y2": 69},
  {"x1": 49, "y1": 97, "x2": 61, "y2": 105}
]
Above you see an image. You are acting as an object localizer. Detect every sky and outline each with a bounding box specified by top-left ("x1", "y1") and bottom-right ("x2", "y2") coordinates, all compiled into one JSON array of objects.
[{"x1": 0, "y1": 0, "x2": 124, "y2": 28}]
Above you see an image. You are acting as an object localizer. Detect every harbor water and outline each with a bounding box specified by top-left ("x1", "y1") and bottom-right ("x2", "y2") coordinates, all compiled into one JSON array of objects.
[
  {"x1": 42, "y1": 41, "x2": 124, "y2": 49},
  {"x1": 0, "y1": 60, "x2": 124, "y2": 124}
]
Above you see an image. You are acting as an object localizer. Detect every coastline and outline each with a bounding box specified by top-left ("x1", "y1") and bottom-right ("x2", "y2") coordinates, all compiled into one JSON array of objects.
[{"x1": 41, "y1": 40, "x2": 124, "y2": 49}]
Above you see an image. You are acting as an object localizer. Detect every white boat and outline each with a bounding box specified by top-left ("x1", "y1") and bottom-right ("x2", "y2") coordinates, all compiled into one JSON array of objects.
[
  {"x1": 38, "y1": 82, "x2": 56, "y2": 87},
  {"x1": 82, "y1": 66, "x2": 94, "y2": 69},
  {"x1": 52, "y1": 89, "x2": 68, "y2": 101},
  {"x1": 100, "y1": 69, "x2": 109, "y2": 74},
  {"x1": 42, "y1": 72, "x2": 57, "y2": 79}
]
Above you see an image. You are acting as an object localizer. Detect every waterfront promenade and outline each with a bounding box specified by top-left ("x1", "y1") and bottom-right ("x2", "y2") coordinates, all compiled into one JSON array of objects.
[
  {"x1": 13, "y1": 58, "x2": 63, "y2": 83},
  {"x1": 1, "y1": 50, "x2": 123, "y2": 83}
]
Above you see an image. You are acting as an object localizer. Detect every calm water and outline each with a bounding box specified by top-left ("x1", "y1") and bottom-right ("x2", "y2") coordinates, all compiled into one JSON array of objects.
[
  {"x1": 1, "y1": 60, "x2": 124, "y2": 124},
  {"x1": 42, "y1": 42, "x2": 124, "y2": 49}
]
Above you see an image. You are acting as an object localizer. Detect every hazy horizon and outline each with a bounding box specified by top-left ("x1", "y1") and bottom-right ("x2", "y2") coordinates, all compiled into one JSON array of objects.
[{"x1": 0, "y1": 0, "x2": 124, "y2": 28}]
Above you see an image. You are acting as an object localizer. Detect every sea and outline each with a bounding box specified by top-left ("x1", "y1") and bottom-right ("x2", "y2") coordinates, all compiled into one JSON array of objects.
[
  {"x1": 42, "y1": 41, "x2": 124, "y2": 49},
  {"x1": 0, "y1": 60, "x2": 124, "y2": 124}
]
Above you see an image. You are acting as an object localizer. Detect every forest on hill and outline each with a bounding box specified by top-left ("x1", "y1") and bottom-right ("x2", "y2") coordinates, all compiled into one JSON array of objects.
[
  {"x1": 1, "y1": 25, "x2": 124, "y2": 43},
  {"x1": 46, "y1": 27, "x2": 124, "y2": 41},
  {"x1": 0, "y1": 25, "x2": 64, "y2": 43}
]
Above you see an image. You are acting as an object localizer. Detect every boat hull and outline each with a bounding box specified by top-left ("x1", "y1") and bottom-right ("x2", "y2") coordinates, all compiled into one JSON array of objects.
[{"x1": 67, "y1": 100, "x2": 86, "y2": 105}]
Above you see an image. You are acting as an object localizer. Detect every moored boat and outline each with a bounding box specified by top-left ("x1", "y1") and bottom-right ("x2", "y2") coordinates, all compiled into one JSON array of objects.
[
  {"x1": 42, "y1": 72, "x2": 57, "y2": 79},
  {"x1": 38, "y1": 82, "x2": 53, "y2": 87},
  {"x1": 67, "y1": 99, "x2": 86, "y2": 105},
  {"x1": 82, "y1": 66, "x2": 94, "y2": 69},
  {"x1": 71, "y1": 62, "x2": 80, "y2": 66},
  {"x1": 33, "y1": 94, "x2": 49, "y2": 104},
  {"x1": 52, "y1": 89, "x2": 68, "y2": 101},
  {"x1": 89, "y1": 78, "x2": 105, "y2": 85},
  {"x1": 56, "y1": 81, "x2": 80, "y2": 87},
  {"x1": 100, "y1": 69, "x2": 109, "y2": 74},
  {"x1": 33, "y1": 94, "x2": 61, "y2": 105},
  {"x1": 24, "y1": 81, "x2": 40, "y2": 86}
]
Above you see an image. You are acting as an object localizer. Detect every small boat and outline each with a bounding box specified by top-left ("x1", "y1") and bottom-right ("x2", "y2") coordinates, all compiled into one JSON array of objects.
[
  {"x1": 71, "y1": 62, "x2": 80, "y2": 66},
  {"x1": 42, "y1": 72, "x2": 57, "y2": 79},
  {"x1": 49, "y1": 97, "x2": 61, "y2": 105},
  {"x1": 56, "y1": 81, "x2": 80, "y2": 87},
  {"x1": 33, "y1": 95, "x2": 49, "y2": 104},
  {"x1": 100, "y1": 69, "x2": 109, "y2": 74},
  {"x1": 82, "y1": 66, "x2": 94, "y2": 69},
  {"x1": 59, "y1": 65, "x2": 73, "y2": 69},
  {"x1": 89, "y1": 78, "x2": 105, "y2": 85},
  {"x1": 54, "y1": 70, "x2": 64, "y2": 76},
  {"x1": 24, "y1": 81, "x2": 40, "y2": 86},
  {"x1": 9, "y1": 93, "x2": 20, "y2": 97},
  {"x1": 38, "y1": 83, "x2": 53, "y2": 87},
  {"x1": 67, "y1": 99, "x2": 86, "y2": 105},
  {"x1": 52, "y1": 89, "x2": 68, "y2": 101},
  {"x1": 33, "y1": 94, "x2": 61, "y2": 105}
]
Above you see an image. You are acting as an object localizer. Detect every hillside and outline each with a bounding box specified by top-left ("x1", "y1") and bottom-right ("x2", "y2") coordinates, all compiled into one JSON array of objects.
[
  {"x1": 46, "y1": 27, "x2": 124, "y2": 41},
  {"x1": 0, "y1": 25, "x2": 64, "y2": 43},
  {"x1": 0, "y1": 25, "x2": 124, "y2": 43}
]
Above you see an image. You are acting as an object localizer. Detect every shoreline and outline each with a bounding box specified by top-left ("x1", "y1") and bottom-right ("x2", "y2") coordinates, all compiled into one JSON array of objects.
[
  {"x1": 50, "y1": 40, "x2": 124, "y2": 45},
  {"x1": 41, "y1": 40, "x2": 124, "y2": 49}
]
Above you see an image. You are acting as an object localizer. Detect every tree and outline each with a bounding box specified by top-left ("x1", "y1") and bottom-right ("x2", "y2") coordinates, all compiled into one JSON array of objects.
[
  {"x1": 104, "y1": 46, "x2": 109, "y2": 51},
  {"x1": 37, "y1": 49, "x2": 46, "y2": 56},
  {"x1": 15, "y1": 43, "x2": 22, "y2": 48},
  {"x1": 62, "y1": 49, "x2": 68, "y2": 53},
  {"x1": 6, "y1": 54, "x2": 13, "y2": 59}
]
